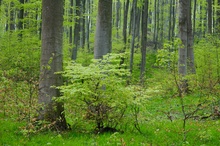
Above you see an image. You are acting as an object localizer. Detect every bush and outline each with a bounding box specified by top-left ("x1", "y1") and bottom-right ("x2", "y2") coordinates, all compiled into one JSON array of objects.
[{"x1": 57, "y1": 53, "x2": 147, "y2": 132}]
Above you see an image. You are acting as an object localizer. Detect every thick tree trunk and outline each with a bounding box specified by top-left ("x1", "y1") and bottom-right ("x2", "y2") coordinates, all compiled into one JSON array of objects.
[
  {"x1": 94, "y1": 0, "x2": 112, "y2": 59},
  {"x1": 38, "y1": 0, "x2": 67, "y2": 130}
]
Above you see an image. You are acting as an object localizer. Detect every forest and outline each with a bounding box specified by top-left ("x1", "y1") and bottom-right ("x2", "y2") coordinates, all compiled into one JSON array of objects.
[{"x1": 0, "y1": 0, "x2": 220, "y2": 145}]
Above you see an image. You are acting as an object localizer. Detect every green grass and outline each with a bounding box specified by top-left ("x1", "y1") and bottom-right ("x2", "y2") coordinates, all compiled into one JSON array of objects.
[{"x1": 1, "y1": 100, "x2": 220, "y2": 146}]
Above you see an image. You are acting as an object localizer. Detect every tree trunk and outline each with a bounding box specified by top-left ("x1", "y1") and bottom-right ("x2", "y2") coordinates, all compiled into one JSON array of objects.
[
  {"x1": 140, "y1": 0, "x2": 149, "y2": 84},
  {"x1": 69, "y1": 0, "x2": 73, "y2": 45},
  {"x1": 18, "y1": 0, "x2": 24, "y2": 39},
  {"x1": 193, "y1": 0, "x2": 197, "y2": 38},
  {"x1": 129, "y1": 0, "x2": 137, "y2": 73},
  {"x1": 94, "y1": 0, "x2": 112, "y2": 59},
  {"x1": 81, "y1": 0, "x2": 86, "y2": 49},
  {"x1": 72, "y1": 0, "x2": 81, "y2": 60},
  {"x1": 168, "y1": 0, "x2": 172, "y2": 41},
  {"x1": 119, "y1": 0, "x2": 129, "y2": 66},
  {"x1": 86, "y1": 0, "x2": 91, "y2": 51},
  {"x1": 38, "y1": 0, "x2": 67, "y2": 130},
  {"x1": 171, "y1": 0, "x2": 176, "y2": 43},
  {"x1": 178, "y1": 0, "x2": 188, "y2": 76},
  {"x1": 208, "y1": 0, "x2": 212, "y2": 34},
  {"x1": 9, "y1": 2, "x2": 15, "y2": 31},
  {"x1": 187, "y1": 0, "x2": 196, "y2": 74},
  {"x1": 115, "y1": 0, "x2": 121, "y2": 39},
  {"x1": 216, "y1": 0, "x2": 220, "y2": 33}
]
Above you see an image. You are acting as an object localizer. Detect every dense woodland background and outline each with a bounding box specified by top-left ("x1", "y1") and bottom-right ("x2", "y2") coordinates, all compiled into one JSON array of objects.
[{"x1": 0, "y1": 0, "x2": 220, "y2": 145}]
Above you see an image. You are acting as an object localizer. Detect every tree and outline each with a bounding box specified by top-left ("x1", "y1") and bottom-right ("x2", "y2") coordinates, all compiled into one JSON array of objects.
[
  {"x1": 72, "y1": 0, "x2": 81, "y2": 60},
  {"x1": 94, "y1": 0, "x2": 113, "y2": 59},
  {"x1": 187, "y1": 0, "x2": 195, "y2": 74},
  {"x1": 17, "y1": 0, "x2": 24, "y2": 39},
  {"x1": 207, "y1": 0, "x2": 212, "y2": 34},
  {"x1": 140, "y1": 0, "x2": 149, "y2": 83},
  {"x1": 129, "y1": 0, "x2": 137, "y2": 73},
  {"x1": 38, "y1": 0, "x2": 67, "y2": 130},
  {"x1": 178, "y1": 0, "x2": 195, "y2": 92},
  {"x1": 178, "y1": 0, "x2": 188, "y2": 92}
]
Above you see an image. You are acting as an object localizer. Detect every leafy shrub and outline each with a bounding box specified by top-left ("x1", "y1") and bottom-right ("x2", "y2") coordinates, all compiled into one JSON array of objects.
[{"x1": 57, "y1": 53, "x2": 146, "y2": 132}]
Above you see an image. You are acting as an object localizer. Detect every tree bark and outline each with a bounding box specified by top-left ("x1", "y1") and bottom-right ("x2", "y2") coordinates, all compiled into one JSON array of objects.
[
  {"x1": 129, "y1": 0, "x2": 137, "y2": 73},
  {"x1": 217, "y1": 0, "x2": 220, "y2": 33},
  {"x1": 140, "y1": 0, "x2": 149, "y2": 84},
  {"x1": 69, "y1": 0, "x2": 73, "y2": 45},
  {"x1": 187, "y1": 0, "x2": 196, "y2": 74},
  {"x1": 193, "y1": 0, "x2": 197, "y2": 38},
  {"x1": 119, "y1": 0, "x2": 129, "y2": 66},
  {"x1": 115, "y1": 0, "x2": 121, "y2": 39},
  {"x1": 208, "y1": 0, "x2": 212, "y2": 34},
  {"x1": 38, "y1": 0, "x2": 67, "y2": 130},
  {"x1": 94, "y1": 0, "x2": 112, "y2": 59},
  {"x1": 18, "y1": 0, "x2": 24, "y2": 39},
  {"x1": 72, "y1": 0, "x2": 81, "y2": 60},
  {"x1": 178, "y1": 0, "x2": 188, "y2": 76}
]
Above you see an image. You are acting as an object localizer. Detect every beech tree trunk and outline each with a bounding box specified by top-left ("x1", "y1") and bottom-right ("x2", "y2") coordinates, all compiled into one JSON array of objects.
[
  {"x1": 208, "y1": 0, "x2": 212, "y2": 34},
  {"x1": 140, "y1": 0, "x2": 149, "y2": 84},
  {"x1": 178, "y1": 0, "x2": 187, "y2": 76},
  {"x1": 38, "y1": 0, "x2": 67, "y2": 130},
  {"x1": 94, "y1": 0, "x2": 112, "y2": 59},
  {"x1": 129, "y1": 0, "x2": 137, "y2": 73},
  {"x1": 187, "y1": 0, "x2": 196, "y2": 74},
  {"x1": 72, "y1": 0, "x2": 81, "y2": 60}
]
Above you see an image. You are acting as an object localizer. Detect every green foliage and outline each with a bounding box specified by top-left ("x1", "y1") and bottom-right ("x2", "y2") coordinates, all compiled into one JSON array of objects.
[
  {"x1": 57, "y1": 53, "x2": 138, "y2": 130},
  {"x1": 194, "y1": 36, "x2": 220, "y2": 93}
]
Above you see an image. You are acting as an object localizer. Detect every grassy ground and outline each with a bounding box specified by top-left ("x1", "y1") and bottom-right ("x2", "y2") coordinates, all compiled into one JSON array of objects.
[{"x1": 1, "y1": 96, "x2": 220, "y2": 146}]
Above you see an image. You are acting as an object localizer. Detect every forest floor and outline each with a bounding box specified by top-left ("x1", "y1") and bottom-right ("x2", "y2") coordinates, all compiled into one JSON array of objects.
[{"x1": 1, "y1": 96, "x2": 220, "y2": 146}]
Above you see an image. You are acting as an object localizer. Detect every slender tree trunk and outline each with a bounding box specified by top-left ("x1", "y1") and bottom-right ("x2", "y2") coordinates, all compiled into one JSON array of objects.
[
  {"x1": 208, "y1": 0, "x2": 212, "y2": 34},
  {"x1": 171, "y1": 0, "x2": 176, "y2": 42},
  {"x1": 18, "y1": 0, "x2": 24, "y2": 39},
  {"x1": 116, "y1": 0, "x2": 121, "y2": 38},
  {"x1": 129, "y1": 0, "x2": 137, "y2": 73},
  {"x1": 9, "y1": 2, "x2": 15, "y2": 31},
  {"x1": 153, "y1": 0, "x2": 157, "y2": 46},
  {"x1": 193, "y1": 0, "x2": 197, "y2": 38},
  {"x1": 178, "y1": 0, "x2": 188, "y2": 76},
  {"x1": 168, "y1": 0, "x2": 172, "y2": 41},
  {"x1": 72, "y1": 0, "x2": 81, "y2": 60},
  {"x1": 135, "y1": 8, "x2": 141, "y2": 47},
  {"x1": 140, "y1": 0, "x2": 149, "y2": 84},
  {"x1": 217, "y1": 0, "x2": 220, "y2": 30},
  {"x1": 160, "y1": 0, "x2": 164, "y2": 44},
  {"x1": 81, "y1": 0, "x2": 86, "y2": 49},
  {"x1": 69, "y1": 0, "x2": 73, "y2": 45},
  {"x1": 120, "y1": 0, "x2": 129, "y2": 66},
  {"x1": 94, "y1": 0, "x2": 112, "y2": 59},
  {"x1": 187, "y1": 0, "x2": 196, "y2": 74},
  {"x1": 38, "y1": 0, "x2": 67, "y2": 130},
  {"x1": 86, "y1": 0, "x2": 91, "y2": 51}
]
